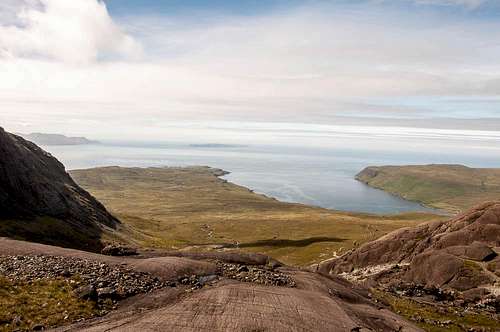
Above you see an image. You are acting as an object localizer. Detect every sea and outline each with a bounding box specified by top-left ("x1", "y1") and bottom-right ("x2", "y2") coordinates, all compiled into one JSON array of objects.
[{"x1": 40, "y1": 130, "x2": 500, "y2": 214}]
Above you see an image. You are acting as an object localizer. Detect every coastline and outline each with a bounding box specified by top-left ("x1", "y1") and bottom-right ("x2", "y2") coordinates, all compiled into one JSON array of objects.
[
  {"x1": 355, "y1": 174, "x2": 455, "y2": 216},
  {"x1": 69, "y1": 165, "x2": 445, "y2": 266}
]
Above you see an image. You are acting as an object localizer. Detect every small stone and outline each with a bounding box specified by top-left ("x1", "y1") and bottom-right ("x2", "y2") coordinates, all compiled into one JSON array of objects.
[
  {"x1": 97, "y1": 287, "x2": 116, "y2": 298},
  {"x1": 60, "y1": 269, "x2": 71, "y2": 277},
  {"x1": 11, "y1": 316, "x2": 21, "y2": 326}
]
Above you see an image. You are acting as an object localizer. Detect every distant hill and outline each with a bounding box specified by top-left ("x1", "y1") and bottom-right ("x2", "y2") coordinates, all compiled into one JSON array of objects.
[
  {"x1": 356, "y1": 164, "x2": 500, "y2": 213},
  {"x1": 17, "y1": 132, "x2": 99, "y2": 146},
  {"x1": 0, "y1": 127, "x2": 118, "y2": 251},
  {"x1": 189, "y1": 143, "x2": 247, "y2": 148}
]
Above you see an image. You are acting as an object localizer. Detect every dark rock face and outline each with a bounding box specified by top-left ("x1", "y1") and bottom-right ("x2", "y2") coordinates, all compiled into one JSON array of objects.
[
  {"x1": 0, "y1": 127, "x2": 119, "y2": 250},
  {"x1": 322, "y1": 201, "x2": 500, "y2": 294}
]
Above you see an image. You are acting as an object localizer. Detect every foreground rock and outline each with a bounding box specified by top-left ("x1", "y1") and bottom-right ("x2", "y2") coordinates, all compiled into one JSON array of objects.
[
  {"x1": 216, "y1": 261, "x2": 296, "y2": 287},
  {"x1": 0, "y1": 127, "x2": 119, "y2": 251},
  {"x1": 0, "y1": 238, "x2": 421, "y2": 332},
  {"x1": 59, "y1": 274, "x2": 420, "y2": 332},
  {"x1": 320, "y1": 201, "x2": 500, "y2": 329},
  {"x1": 0, "y1": 255, "x2": 168, "y2": 301}
]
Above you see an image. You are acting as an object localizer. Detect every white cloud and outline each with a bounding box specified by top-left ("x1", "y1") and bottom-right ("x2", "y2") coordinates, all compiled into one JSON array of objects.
[
  {"x1": 0, "y1": 0, "x2": 141, "y2": 63},
  {"x1": 413, "y1": 0, "x2": 487, "y2": 8},
  {"x1": 0, "y1": 0, "x2": 500, "y2": 137}
]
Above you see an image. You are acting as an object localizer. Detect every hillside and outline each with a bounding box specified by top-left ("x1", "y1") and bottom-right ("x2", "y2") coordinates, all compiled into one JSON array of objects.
[
  {"x1": 17, "y1": 133, "x2": 99, "y2": 146},
  {"x1": 0, "y1": 237, "x2": 422, "y2": 331},
  {"x1": 320, "y1": 201, "x2": 500, "y2": 330},
  {"x1": 0, "y1": 127, "x2": 493, "y2": 331},
  {"x1": 0, "y1": 127, "x2": 118, "y2": 251},
  {"x1": 70, "y1": 166, "x2": 443, "y2": 266},
  {"x1": 356, "y1": 164, "x2": 500, "y2": 213}
]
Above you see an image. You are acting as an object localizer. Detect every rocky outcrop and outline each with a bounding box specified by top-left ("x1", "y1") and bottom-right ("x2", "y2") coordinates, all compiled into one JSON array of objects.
[
  {"x1": 0, "y1": 127, "x2": 119, "y2": 250},
  {"x1": 0, "y1": 254, "x2": 168, "y2": 301},
  {"x1": 101, "y1": 244, "x2": 137, "y2": 256},
  {"x1": 321, "y1": 201, "x2": 500, "y2": 296},
  {"x1": 0, "y1": 237, "x2": 422, "y2": 332}
]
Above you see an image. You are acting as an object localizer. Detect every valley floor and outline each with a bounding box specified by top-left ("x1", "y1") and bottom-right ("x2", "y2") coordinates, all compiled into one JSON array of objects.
[{"x1": 70, "y1": 166, "x2": 444, "y2": 266}]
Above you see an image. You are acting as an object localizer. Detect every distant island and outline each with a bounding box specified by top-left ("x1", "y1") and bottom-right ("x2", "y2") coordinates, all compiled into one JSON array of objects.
[
  {"x1": 356, "y1": 164, "x2": 500, "y2": 213},
  {"x1": 17, "y1": 132, "x2": 99, "y2": 146},
  {"x1": 189, "y1": 143, "x2": 247, "y2": 148}
]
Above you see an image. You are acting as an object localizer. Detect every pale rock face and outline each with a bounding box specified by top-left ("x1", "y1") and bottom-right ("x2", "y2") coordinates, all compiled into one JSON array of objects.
[{"x1": 322, "y1": 201, "x2": 500, "y2": 294}]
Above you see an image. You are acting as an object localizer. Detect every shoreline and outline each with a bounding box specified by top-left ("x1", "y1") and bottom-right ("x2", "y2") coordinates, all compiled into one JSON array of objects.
[
  {"x1": 354, "y1": 175, "x2": 455, "y2": 217},
  {"x1": 71, "y1": 165, "x2": 446, "y2": 218}
]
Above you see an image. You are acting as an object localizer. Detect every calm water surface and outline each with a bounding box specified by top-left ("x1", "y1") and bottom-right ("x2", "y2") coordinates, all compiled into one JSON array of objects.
[{"x1": 42, "y1": 142, "x2": 500, "y2": 214}]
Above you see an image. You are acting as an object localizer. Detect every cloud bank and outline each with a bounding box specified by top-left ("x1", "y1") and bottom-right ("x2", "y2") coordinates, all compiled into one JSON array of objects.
[
  {"x1": 0, "y1": 0, "x2": 499, "y2": 138},
  {"x1": 0, "y1": 0, "x2": 141, "y2": 63}
]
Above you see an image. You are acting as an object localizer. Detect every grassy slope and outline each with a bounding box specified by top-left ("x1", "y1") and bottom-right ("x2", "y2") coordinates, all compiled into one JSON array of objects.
[
  {"x1": 373, "y1": 290, "x2": 499, "y2": 332},
  {"x1": 0, "y1": 276, "x2": 98, "y2": 331},
  {"x1": 70, "y1": 166, "x2": 443, "y2": 266},
  {"x1": 356, "y1": 164, "x2": 500, "y2": 213}
]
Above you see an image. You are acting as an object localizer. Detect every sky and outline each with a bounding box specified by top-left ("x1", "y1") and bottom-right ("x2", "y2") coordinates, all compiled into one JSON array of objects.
[{"x1": 0, "y1": 0, "x2": 499, "y2": 141}]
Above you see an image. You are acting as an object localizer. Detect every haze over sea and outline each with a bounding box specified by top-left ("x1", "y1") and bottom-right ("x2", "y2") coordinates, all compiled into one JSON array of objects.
[{"x1": 39, "y1": 121, "x2": 500, "y2": 215}]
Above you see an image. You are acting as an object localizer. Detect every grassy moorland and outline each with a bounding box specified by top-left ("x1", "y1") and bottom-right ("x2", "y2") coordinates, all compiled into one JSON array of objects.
[
  {"x1": 0, "y1": 276, "x2": 98, "y2": 331},
  {"x1": 373, "y1": 290, "x2": 499, "y2": 332},
  {"x1": 70, "y1": 166, "x2": 443, "y2": 266},
  {"x1": 356, "y1": 164, "x2": 500, "y2": 214}
]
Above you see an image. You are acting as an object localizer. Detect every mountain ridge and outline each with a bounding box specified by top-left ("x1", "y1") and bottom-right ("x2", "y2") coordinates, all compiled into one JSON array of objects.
[{"x1": 0, "y1": 127, "x2": 118, "y2": 251}]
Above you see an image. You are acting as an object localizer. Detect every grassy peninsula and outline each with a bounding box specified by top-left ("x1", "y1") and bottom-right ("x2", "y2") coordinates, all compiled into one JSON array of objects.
[
  {"x1": 356, "y1": 164, "x2": 500, "y2": 213},
  {"x1": 70, "y1": 166, "x2": 443, "y2": 266}
]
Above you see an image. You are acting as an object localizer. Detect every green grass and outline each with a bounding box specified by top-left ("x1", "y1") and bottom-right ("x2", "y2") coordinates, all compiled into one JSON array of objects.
[
  {"x1": 374, "y1": 290, "x2": 500, "y2": 332},
  {"x1": 0, "y1": 276, "x2": 98, "y2": 331},
  {"x1": 70, "y1": 166, "x2": 444, "y2": 266},
  {"x1": 356, "y1": 164, "x2": 500, "y2": 213},
  {"x1": 463, "y1": 260, "x2": 482, "y2": 271}
]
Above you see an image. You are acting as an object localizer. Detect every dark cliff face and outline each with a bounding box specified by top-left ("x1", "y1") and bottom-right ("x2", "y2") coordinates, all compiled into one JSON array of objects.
[{"x1": 0, "y1": 127, "x2": 119, "y2": 251}]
